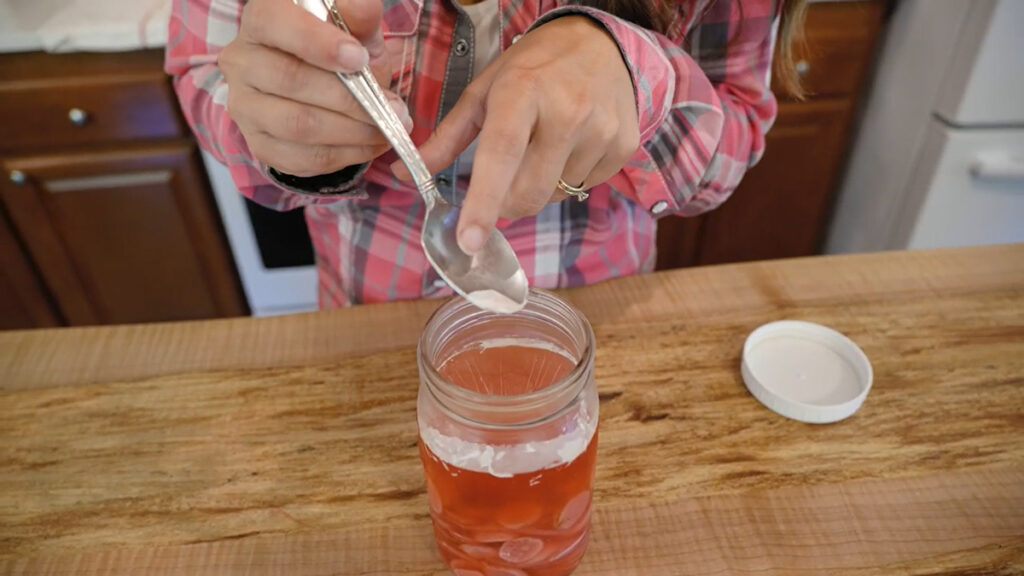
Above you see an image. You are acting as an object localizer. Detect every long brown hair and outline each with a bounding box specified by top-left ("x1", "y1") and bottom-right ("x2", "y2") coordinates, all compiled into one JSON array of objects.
[
  {"x1": 774, "y1": 0, "x2": 808, "y2": 99},
  {"x1": 578, "y1": 0, "x2": 809, "y2": 99}
]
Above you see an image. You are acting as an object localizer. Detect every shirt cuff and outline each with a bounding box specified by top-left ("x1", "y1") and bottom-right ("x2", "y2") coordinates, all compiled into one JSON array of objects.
[{"x1": 262, "y1": 162, "x2": 370, "y2": 200}]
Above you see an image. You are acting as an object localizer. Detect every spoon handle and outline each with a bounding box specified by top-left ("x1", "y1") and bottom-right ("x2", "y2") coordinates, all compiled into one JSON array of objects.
[{"x1": 306, "y1": 0, "x2": 438, "y2": 196}]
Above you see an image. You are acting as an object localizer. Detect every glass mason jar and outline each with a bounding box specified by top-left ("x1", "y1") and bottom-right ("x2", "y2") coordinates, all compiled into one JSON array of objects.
[{"x1": 417, "y1": 289, "x2": 599, "y2": 576}]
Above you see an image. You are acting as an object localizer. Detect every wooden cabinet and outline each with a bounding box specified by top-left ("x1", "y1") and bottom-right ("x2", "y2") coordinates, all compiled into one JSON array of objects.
[
  {"x1": 695, "y1": 99, "x2": 853, "y2": 264},
  {"x1": 1, "y1": 144, "x2": 244, "y2": 325},
  {"x1": 656, "y1": 1, "x2": 887, "y2": 269},
  {"x1": 0, "y1": 50, "x2": 246, "y2": 328},
  {"x1": 0, "y1": 209, "x2": 60, "y2": 330}
]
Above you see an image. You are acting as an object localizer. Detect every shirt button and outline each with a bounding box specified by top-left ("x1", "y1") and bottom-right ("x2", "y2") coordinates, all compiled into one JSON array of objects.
[
  {"x1": 436, "y1": 174, "x2": 451, "y2": 187},
  {"x1": 454, "y1": 38, "x2": 469, "y2": 56},
  {"x1": 511, "y1": 34, "x2": 523, "y2": 44},
  {"x1": 650, "y1": 200, "x2": 669, "y2": 215}
]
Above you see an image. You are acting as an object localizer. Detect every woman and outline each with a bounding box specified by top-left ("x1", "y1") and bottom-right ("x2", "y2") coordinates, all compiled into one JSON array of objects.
[{"x1": 166, "y1": 0, "x2": 805, "y2": 307}]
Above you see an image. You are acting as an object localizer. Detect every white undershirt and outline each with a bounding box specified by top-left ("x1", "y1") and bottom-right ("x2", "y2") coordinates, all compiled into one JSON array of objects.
[
  {"x1": 455, "y1": 0, "x2": 500, "y2": 177},
  {"x1": 461, "y1": 0, "x2": 501, "y2": 80}
]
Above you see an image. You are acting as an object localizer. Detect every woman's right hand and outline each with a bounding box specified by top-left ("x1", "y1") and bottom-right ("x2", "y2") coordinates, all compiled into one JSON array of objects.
[{"x1": 219, "y1": 0, "x2": 412, "y2": 177}]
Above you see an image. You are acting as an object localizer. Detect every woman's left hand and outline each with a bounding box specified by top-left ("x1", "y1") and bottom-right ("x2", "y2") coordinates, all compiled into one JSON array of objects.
[{"x1": 393, "y1": 15, "x2": 640, "y2": 254}]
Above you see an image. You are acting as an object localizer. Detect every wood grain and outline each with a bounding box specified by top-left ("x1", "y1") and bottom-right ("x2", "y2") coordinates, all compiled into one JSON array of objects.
[
  {"x1": 1, "y1": 245, "x2": 1023, "y2": 574},
  {"x1": 1, "y1": 467, "x2": 1021, "y2": 575},
  {"x1": 4, "y1": 244, "x2": 1021, "y2": 390}
]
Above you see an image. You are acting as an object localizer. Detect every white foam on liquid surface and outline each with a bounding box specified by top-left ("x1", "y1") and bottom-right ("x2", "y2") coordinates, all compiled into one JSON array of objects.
[
  {"x1": 420, "y1": 418, "x2": 595, "y2": 478},
  {"x1": 422, "y1": 338, "x2": 595, "y2": 478},
  {"x1": 474, "y1": 337, "x2": 574, "y2": 356}
]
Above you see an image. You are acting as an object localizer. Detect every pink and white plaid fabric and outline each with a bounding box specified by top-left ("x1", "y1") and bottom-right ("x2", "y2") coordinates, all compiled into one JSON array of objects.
[{"x1": 166, "y1": 0, "x2": 780, "y2": 307}]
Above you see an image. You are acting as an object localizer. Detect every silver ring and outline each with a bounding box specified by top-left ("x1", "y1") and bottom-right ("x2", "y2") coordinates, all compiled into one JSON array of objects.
[{"x1": 557, "y1": 178, "x2": 589, "y2": 202}]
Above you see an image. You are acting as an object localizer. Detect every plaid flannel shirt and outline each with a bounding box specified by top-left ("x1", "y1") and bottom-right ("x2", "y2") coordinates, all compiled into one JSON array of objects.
[{"x1": 166, "y1": 0, "x2": 780, "y2": 307}]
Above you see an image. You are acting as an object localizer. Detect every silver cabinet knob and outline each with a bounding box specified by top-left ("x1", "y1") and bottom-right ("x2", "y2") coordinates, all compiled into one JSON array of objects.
[
  {"x1": 9, "y1": 170, "x2": 27, "y2": 185},
  {"x1": 795, "y1": 60, "x2": 810, "y2": 77},
  {"x1": 68, "y1": 108, "x2": 89, "y2": 127}
]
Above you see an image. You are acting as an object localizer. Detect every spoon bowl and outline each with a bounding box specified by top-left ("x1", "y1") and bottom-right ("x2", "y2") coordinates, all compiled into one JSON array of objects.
[
  {"x1": 422, "y1": 200, "x2": 528, "y2": 313},
  {"x1": 294, "y1": 0, "x2": 528, "y2": 313}
]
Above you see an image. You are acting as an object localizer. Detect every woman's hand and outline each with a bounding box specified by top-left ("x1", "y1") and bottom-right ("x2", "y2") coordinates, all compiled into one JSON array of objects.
[
  {"x1": 220, "y1": 0, "x2": 412, "y2": 177},
  {"x1": 397, "y1": 16, "x2": 640, "y2": 254}
]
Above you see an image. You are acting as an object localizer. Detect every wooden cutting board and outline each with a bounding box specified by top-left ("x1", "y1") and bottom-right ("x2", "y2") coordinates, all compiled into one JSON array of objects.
[{"x1": 2, "y1": 245, "x2": 1023, "y2": 574}]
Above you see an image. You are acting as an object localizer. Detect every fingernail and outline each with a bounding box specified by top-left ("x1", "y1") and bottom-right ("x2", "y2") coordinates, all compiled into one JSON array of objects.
[
  {"x1": 458, "y1": 225, "x2": 487, "y2": 255},
  {"x1": 365, "y1": 31, "x2": 388, "y2": 59},
  {"x1": 337, "y1": 43, "x2": 369, "y2": 71}
]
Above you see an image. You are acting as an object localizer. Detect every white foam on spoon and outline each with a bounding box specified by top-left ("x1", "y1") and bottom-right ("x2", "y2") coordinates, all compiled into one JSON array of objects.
[{"x1": 465, "y1": 289, "x2": 525, "y2": 314}]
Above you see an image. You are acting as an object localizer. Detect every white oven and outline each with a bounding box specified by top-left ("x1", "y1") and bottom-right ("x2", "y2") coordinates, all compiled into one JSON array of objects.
[{"x1": 202, "y1": 151, "x2": 318, "y2": 316}]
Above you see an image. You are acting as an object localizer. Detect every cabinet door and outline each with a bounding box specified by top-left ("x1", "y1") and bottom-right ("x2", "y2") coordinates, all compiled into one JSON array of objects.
[
  {"x1": 0, "y1": 142, "x2": 246, "y2": 326},
  {"x1": 0, "y1": 207, "x2": 61, "y2": 329},
  {"x1": 692, "y1": 99, "x2": 852, "y2": 265}
]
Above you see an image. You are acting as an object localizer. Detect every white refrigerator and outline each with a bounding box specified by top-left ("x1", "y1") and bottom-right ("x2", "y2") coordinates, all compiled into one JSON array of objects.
[{"x1": 827, "y1": 0, "x2": 1024, "y2": 253}]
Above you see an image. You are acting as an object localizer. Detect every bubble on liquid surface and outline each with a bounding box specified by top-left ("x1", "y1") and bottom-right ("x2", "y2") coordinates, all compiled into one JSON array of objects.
[
  {"x1": 498, "y1": 537, "x2": 545, "y2": 565},
  {"x1": 558, "y1": 490, "x2": 591, "y2": 529}
]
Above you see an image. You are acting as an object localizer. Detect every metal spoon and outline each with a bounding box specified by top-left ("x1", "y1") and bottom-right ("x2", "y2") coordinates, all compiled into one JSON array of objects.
[{"x1": 293, "y1": 0, "x2": 528, "y2": 314}]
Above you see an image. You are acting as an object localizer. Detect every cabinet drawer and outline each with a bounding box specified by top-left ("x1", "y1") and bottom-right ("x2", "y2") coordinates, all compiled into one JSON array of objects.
[
  {"x1": 0, "y1": 75, "x2": 183, "y2": 153},
  {"x1": 773, "y1": 1, "x2": 886, "y2": 100}
]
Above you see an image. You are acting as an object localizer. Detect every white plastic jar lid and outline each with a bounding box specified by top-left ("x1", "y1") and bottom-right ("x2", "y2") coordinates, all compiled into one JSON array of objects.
[{"x1": 741, "y1": 320, "x2": 873, "y2": 424}]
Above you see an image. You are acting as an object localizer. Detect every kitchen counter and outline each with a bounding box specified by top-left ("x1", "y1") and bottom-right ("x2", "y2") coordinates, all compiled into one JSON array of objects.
[{"x1": 1, "y1": 244, "x2": 1023, "y2": 574}]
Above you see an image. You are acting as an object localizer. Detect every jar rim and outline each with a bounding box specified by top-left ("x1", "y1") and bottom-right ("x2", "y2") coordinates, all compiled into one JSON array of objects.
[{"x1": 417, "y1": 288, "x2": 595, "y2": 427}]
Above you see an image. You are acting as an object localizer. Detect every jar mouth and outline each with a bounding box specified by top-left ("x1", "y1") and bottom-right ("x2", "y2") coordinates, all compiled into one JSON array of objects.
[{"x1": 418, "y1": 288, "x2": 595, "y2": 427}]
